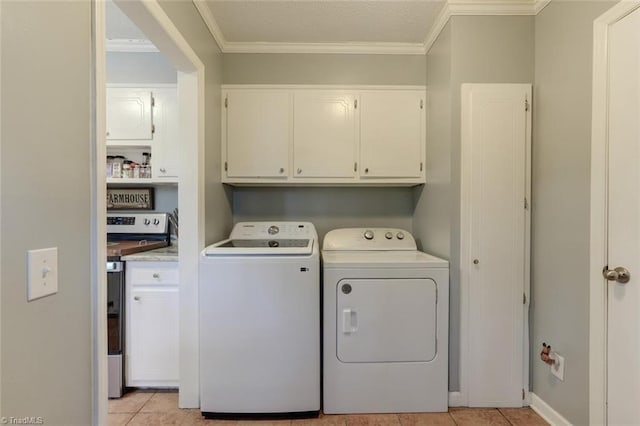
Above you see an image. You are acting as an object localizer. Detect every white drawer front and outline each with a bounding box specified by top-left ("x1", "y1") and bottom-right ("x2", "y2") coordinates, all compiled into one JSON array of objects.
[{"x1": 129, "y1": 263, "x2": 178, "y2": 285}]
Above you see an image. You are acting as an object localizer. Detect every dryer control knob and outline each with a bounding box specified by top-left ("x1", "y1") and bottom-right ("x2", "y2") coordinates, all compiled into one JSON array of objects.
[
  {"x1": 396, "y1": 232, "x2": 405, "y2": 240},
  {"x1": 364, "y1": 230, "x2": 374, "y2": 240},
  {"x1": 385, "y1": 232, "x2": 393, "y2": 240}
]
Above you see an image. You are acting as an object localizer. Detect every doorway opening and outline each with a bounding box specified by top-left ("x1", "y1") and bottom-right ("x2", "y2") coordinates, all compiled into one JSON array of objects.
[{"x1": 93, "y1": 1, "x2": 205, "y2": 423}]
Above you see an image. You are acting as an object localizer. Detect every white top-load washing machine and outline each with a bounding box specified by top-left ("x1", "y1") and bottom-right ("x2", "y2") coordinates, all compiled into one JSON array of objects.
[
  {"x1": 199, "y1": 222, "x2": 320, "y2": 418},
  {"x1": 322, "y1": 228, "x2": 449, "y2": 414}
]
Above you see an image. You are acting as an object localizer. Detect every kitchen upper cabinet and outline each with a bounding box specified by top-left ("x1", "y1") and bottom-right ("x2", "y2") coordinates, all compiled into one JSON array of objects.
[
  {"x1": 151, "y1": 88, "x2": 179, "y2": 180},
  {"x1": 106, "y1": 88, "x2": 153, "y2": 141},
  {"x1": 359, "y1": 91, "x2": 424, "y2": 179},
  {"x1": 106, "y1": 85, "x2": 179, "y2": 184},
  {"x1": 221, "y1": 86, "x2": 426, "y2": 186},
  {"x1": 224, "y1": 90, "x2": 290, "y2": 178},
  {"x1": 293, "y1": 91, "x2": 357, "y2": 178},
  {"x1": 126, "y1": 261, "x2": 179, "y2": 387}
]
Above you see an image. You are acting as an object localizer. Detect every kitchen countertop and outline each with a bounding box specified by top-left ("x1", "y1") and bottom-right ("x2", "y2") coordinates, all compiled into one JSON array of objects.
[{"x1": 121, "y1": 245, "x2": 179, "y2": 262}]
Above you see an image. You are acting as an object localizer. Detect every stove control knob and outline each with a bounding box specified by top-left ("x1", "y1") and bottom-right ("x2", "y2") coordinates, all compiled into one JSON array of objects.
[
  {"x1": 144, "y1": 219, "x2": 151, "y2": 226},
  {"x1": 385, "y1": 232, "x2": 393, "y2": 240},
  {"x1": 268, "y1": 225, "x2": 279, "y2": 235},
  {"x1": 364, "y1": 230, "x2": 374, "y2": 240},
  {"x1": 396, "y1": 232, "x2": 405, "y2": 240},
  {"x1": 153, "y1": 219, "x2": 160, "y2": 226}
]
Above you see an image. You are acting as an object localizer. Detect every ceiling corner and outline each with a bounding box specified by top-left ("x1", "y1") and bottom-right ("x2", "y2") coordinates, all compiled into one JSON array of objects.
[{"x1": 193, "y1": 0, "x2": 227, "y2": 52}]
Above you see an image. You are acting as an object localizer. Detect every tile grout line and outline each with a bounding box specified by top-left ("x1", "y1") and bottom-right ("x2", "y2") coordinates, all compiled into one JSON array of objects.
[{"x1": 124, "y1": 391, "x2": 156, "y2": 426}]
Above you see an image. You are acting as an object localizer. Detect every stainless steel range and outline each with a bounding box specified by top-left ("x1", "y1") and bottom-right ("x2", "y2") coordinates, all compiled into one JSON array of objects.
[{"x1": 106, "y1": 213, "x2": 169, "y2": 398}]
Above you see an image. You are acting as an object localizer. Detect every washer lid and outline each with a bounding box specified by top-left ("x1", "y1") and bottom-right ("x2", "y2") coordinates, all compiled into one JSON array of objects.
[
  {"x1": 322, "y1": 250, "x2": 448, "y2": 268},
  {"x1": 203, "y1": 238, "x2": 315, "y2": 256}
]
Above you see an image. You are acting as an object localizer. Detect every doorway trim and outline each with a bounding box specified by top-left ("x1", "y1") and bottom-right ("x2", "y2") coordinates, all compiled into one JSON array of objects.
[
  {"x1": 590, "y1": 2, "x2": 640, "y2": 424},
  {"x1": 93, "y1": 1, "x2": 205, "y2": 423}
]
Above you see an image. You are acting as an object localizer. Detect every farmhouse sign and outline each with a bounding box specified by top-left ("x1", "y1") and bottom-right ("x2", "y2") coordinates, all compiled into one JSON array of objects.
[{"x1": 107, "y1": 188, "x2": 154, "y2": 210}]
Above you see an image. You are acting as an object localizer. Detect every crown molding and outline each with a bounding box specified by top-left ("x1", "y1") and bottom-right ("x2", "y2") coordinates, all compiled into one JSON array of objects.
[
  {"x1": 223, "y1": 41, "x2": 426, "y2": 55},
  {"x1": 194, "y1": 0, "x2": 551, "y2": 56},
  {"x1": 105, "y1": 39, "x2": 159, "y2": 53},
  {"x1": 193, "y1": 0, "x2": 227, "y2": 52}
]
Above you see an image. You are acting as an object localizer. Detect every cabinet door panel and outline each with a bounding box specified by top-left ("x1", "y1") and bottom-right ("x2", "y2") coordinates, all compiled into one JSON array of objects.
[
  {"x1": 106, "y1": 89, "x2": 153, "y2": 140},
  {"x1": 127, "y1": 286, "x2": 179, "y2": 385},
  {"x1": 293, "y1": 91, "x2": 357, "y2": 178},
  {"x1": 360, "y1": 91, "x2": 424, "y2": 178},
  {"x1": 152, "y1": 89, "x2": 179, "y2": 179},
  {"x1": 226, "y1": 90, "x2": 290, "y2": 178}
]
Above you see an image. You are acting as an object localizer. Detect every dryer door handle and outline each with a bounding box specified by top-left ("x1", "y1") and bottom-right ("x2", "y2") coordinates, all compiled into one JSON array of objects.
[{"x1": 342, "y1": 309, "x2": 358, "y2": 334}]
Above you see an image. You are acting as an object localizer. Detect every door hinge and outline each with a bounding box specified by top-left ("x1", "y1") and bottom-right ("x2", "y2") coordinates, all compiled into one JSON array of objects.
[
  {"x1": 224, "y1": 96, "x2": 228, "y2": 108},
  {"x1": 354, "y1": 162, "x2": 358, "y2": 172},
  {"x1": 420, "y1": 99, "x2": 424, "y2": 109},
  {"x1": 224, "y1": 161, "x2": 228, "y2": 171},
  {"x1": 525, "y1": 98, "x2": 530, "y2": 112},
  {"x1": 523, "y1": 293, "x2": 527, "y2": 304},
  {"x1": 354, "y1": 99, "x2": 358, "y2": 109},
  {"x1": 524, "y1": 197, "x2": 529, "y2": 210},
  {"x1": 151, "y1": 96, "x2": 155, "y2": 107},
  {"x1": 151, "y1": 124, "x2": 155, "y2": 134},
  {"x1": 522, "y1": 389, "x2": 525, "y2": 400},
  {"x1": 420, "y1": 162, "x2": 423, "y2": 172}
]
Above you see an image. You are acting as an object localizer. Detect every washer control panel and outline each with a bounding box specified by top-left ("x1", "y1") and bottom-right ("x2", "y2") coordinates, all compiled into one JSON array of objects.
[
  {"x1": 230, "y1": 222, "x2": 317, "y2": 240},
  {"x1": 323, "y1": 228, "x2": 416, "y2": 251}
]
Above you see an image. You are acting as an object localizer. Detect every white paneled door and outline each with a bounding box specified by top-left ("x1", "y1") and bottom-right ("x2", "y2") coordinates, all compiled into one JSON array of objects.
[
  {"x1": 606, "y1": 7, "x2": 640, "y2": 425},
  {"x1": 461, "y1": 84, "x2": 531, "y2": 407}
]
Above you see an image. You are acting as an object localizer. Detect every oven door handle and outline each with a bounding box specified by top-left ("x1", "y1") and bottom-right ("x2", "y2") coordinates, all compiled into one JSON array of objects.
[{"x1": 106, "y1": 262, "x2": 123, "y2": 272}]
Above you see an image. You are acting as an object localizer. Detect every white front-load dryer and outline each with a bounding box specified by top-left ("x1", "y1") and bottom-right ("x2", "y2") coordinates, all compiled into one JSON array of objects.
[{"x1": 322, "y1": 228, "x2": 449, "y2": 414}]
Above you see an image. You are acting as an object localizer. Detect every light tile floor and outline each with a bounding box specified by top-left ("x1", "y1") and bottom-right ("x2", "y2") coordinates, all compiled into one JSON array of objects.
[{"x1": 108, "y1": 390, "x2": 549, "y2": 426}]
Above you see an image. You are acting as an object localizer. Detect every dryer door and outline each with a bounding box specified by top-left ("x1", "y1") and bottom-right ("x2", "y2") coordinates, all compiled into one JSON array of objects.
[{"x1": 336, "y1": 278, "x2": 437, "y2": 363}]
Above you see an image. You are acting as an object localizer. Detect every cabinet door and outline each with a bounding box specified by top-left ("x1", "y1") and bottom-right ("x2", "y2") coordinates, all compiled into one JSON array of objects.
[
  {"x1": 127, "y1": 286, "x2": 179, "y2": 386},
  {"x1": 360, "y1": 91, "x2": 424, "y2": 178},
  {"x1": 152, "y1": 88, "x2": 179, "y2": 179},
  {"x1": 106, "y1": 88, "x2": 153, "y2": 141},
  {"x1": 225, "y1": 90, "x2": 290, "y2": 178},
  {"x1": 293, "y1": 91, "x2": 357, "y2": 178}
]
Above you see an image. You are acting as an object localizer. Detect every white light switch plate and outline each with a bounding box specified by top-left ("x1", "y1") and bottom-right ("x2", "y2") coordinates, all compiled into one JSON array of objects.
[
  {"x1": 550, "y1": 351, "x2": 565, "y2": 381},
  {"x1": 27, "y1": 247, "x2": 58, "y2": 301}
]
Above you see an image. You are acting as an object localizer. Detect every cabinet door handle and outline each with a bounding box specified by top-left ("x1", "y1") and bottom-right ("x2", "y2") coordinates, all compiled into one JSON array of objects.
[
  {"x1": 365, "y1": 168, "x2": 369, "y2": 174},
  {"x1": 134, "y1": 296, "x2": 141, "y2": 301},
  {"x1": 160, "y1": 168, "x2": 166, "y2": 173},
  {"x1": 152, "y1": 273, "x2": 160, "y2": 278},
  {"x1": 279, "y1": 168, "x2": 285, "y2": 174},
  {"x1": 297, "y1": 168, "x2": 302, "y2": 174}
]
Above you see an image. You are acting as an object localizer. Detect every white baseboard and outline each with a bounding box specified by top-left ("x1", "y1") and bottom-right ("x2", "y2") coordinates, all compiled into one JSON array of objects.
[
  {"x1": 529, "y1": 393, "x2": 572, "y2": 426},
  {"x1": 448, "y1": 391, "x2": 466, "y2": 407}
]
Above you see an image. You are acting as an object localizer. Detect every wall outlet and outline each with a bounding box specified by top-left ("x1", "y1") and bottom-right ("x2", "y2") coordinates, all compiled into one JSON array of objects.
[
  {"x1": 27, "y1": 247, "x2": 58, "y2": 301},
  {"x1": 550, "y1": 351, "x2": 565, "y2": 381}
]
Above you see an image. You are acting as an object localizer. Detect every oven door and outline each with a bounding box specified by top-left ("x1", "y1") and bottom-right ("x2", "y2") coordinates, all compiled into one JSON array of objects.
[{"x1": 107, "y1": 261, "x2": 125, "y2": 398}]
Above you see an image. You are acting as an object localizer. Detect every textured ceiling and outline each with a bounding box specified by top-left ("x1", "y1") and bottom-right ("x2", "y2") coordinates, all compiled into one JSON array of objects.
[{"x1": 204, "y1": 1, "x2": 446, "y2": 44}]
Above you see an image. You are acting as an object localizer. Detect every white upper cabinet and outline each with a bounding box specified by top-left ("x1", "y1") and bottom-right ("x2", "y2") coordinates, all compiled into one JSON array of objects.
[
  {"x1": 293, "y1": 91, "x2": 357, "y2": 178},
  {"x1": 221, "y1": 86, "x2": 426, "y2": 186},
  {"x1": 359, "y1": 91, "x2": 424, "y2": 178},
  {"x1": 225, "y1": 90, "x2": 291, "y2": 178},
  {"x1": 151, "y1": 88, "x2": 179, "y2": 180},
  {"x1": 106, "y1": 88, "x2": 153, "y2": 141}
]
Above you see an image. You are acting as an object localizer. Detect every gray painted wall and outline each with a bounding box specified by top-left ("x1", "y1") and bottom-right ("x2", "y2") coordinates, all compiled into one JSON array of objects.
[
  {"x1": 234, "y1": 187, "x2": 414, "y2": 244},
  {"x1": 532, "y1": 3, "x2": 612, "y2": 424},
  {"x1": 106, "y1": 52, "x2": 177, "y2": 84},
  {"x1": 223, "y1": 53, "x2": 425, "y2": 241},
  {"x1": 416, "y1": 15, "x2": 534, "y2": 391},
  {"x1": 157, "y1": 1, "x2": 232, "y2": 246},
  {"x1": 1, "y1": 1, "x2": 92, "y2": 424},
  {"x1": 222, "y1": 53, "x2": 426, "y2": 85}
]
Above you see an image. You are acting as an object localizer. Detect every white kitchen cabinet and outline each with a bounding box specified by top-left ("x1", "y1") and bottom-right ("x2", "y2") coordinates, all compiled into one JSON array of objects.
[
  {"x1": 359, "y1": 90, "x2": 424, "y2": 179},
  {"x1": 151, "y1": 88, "x2": 179, "y2": 180},
  {"x1": 106, "y1": 85, "x2": 179, "y2": 184},
  {"x1": 224, "y1": 90, "x2": 290, "y2": 178},
  {"x1": 221, "y1": 85, "x2": 426, "y2": 186},
  {"x1": 106, "y1": 88, "x2": 154, "y2": 142},
  {"x1": 126, "y1": 261, "x2": 179, "y2": 387},
  {"x1": 293, "y1": 91, "x2": 358, "y2": 178}
]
